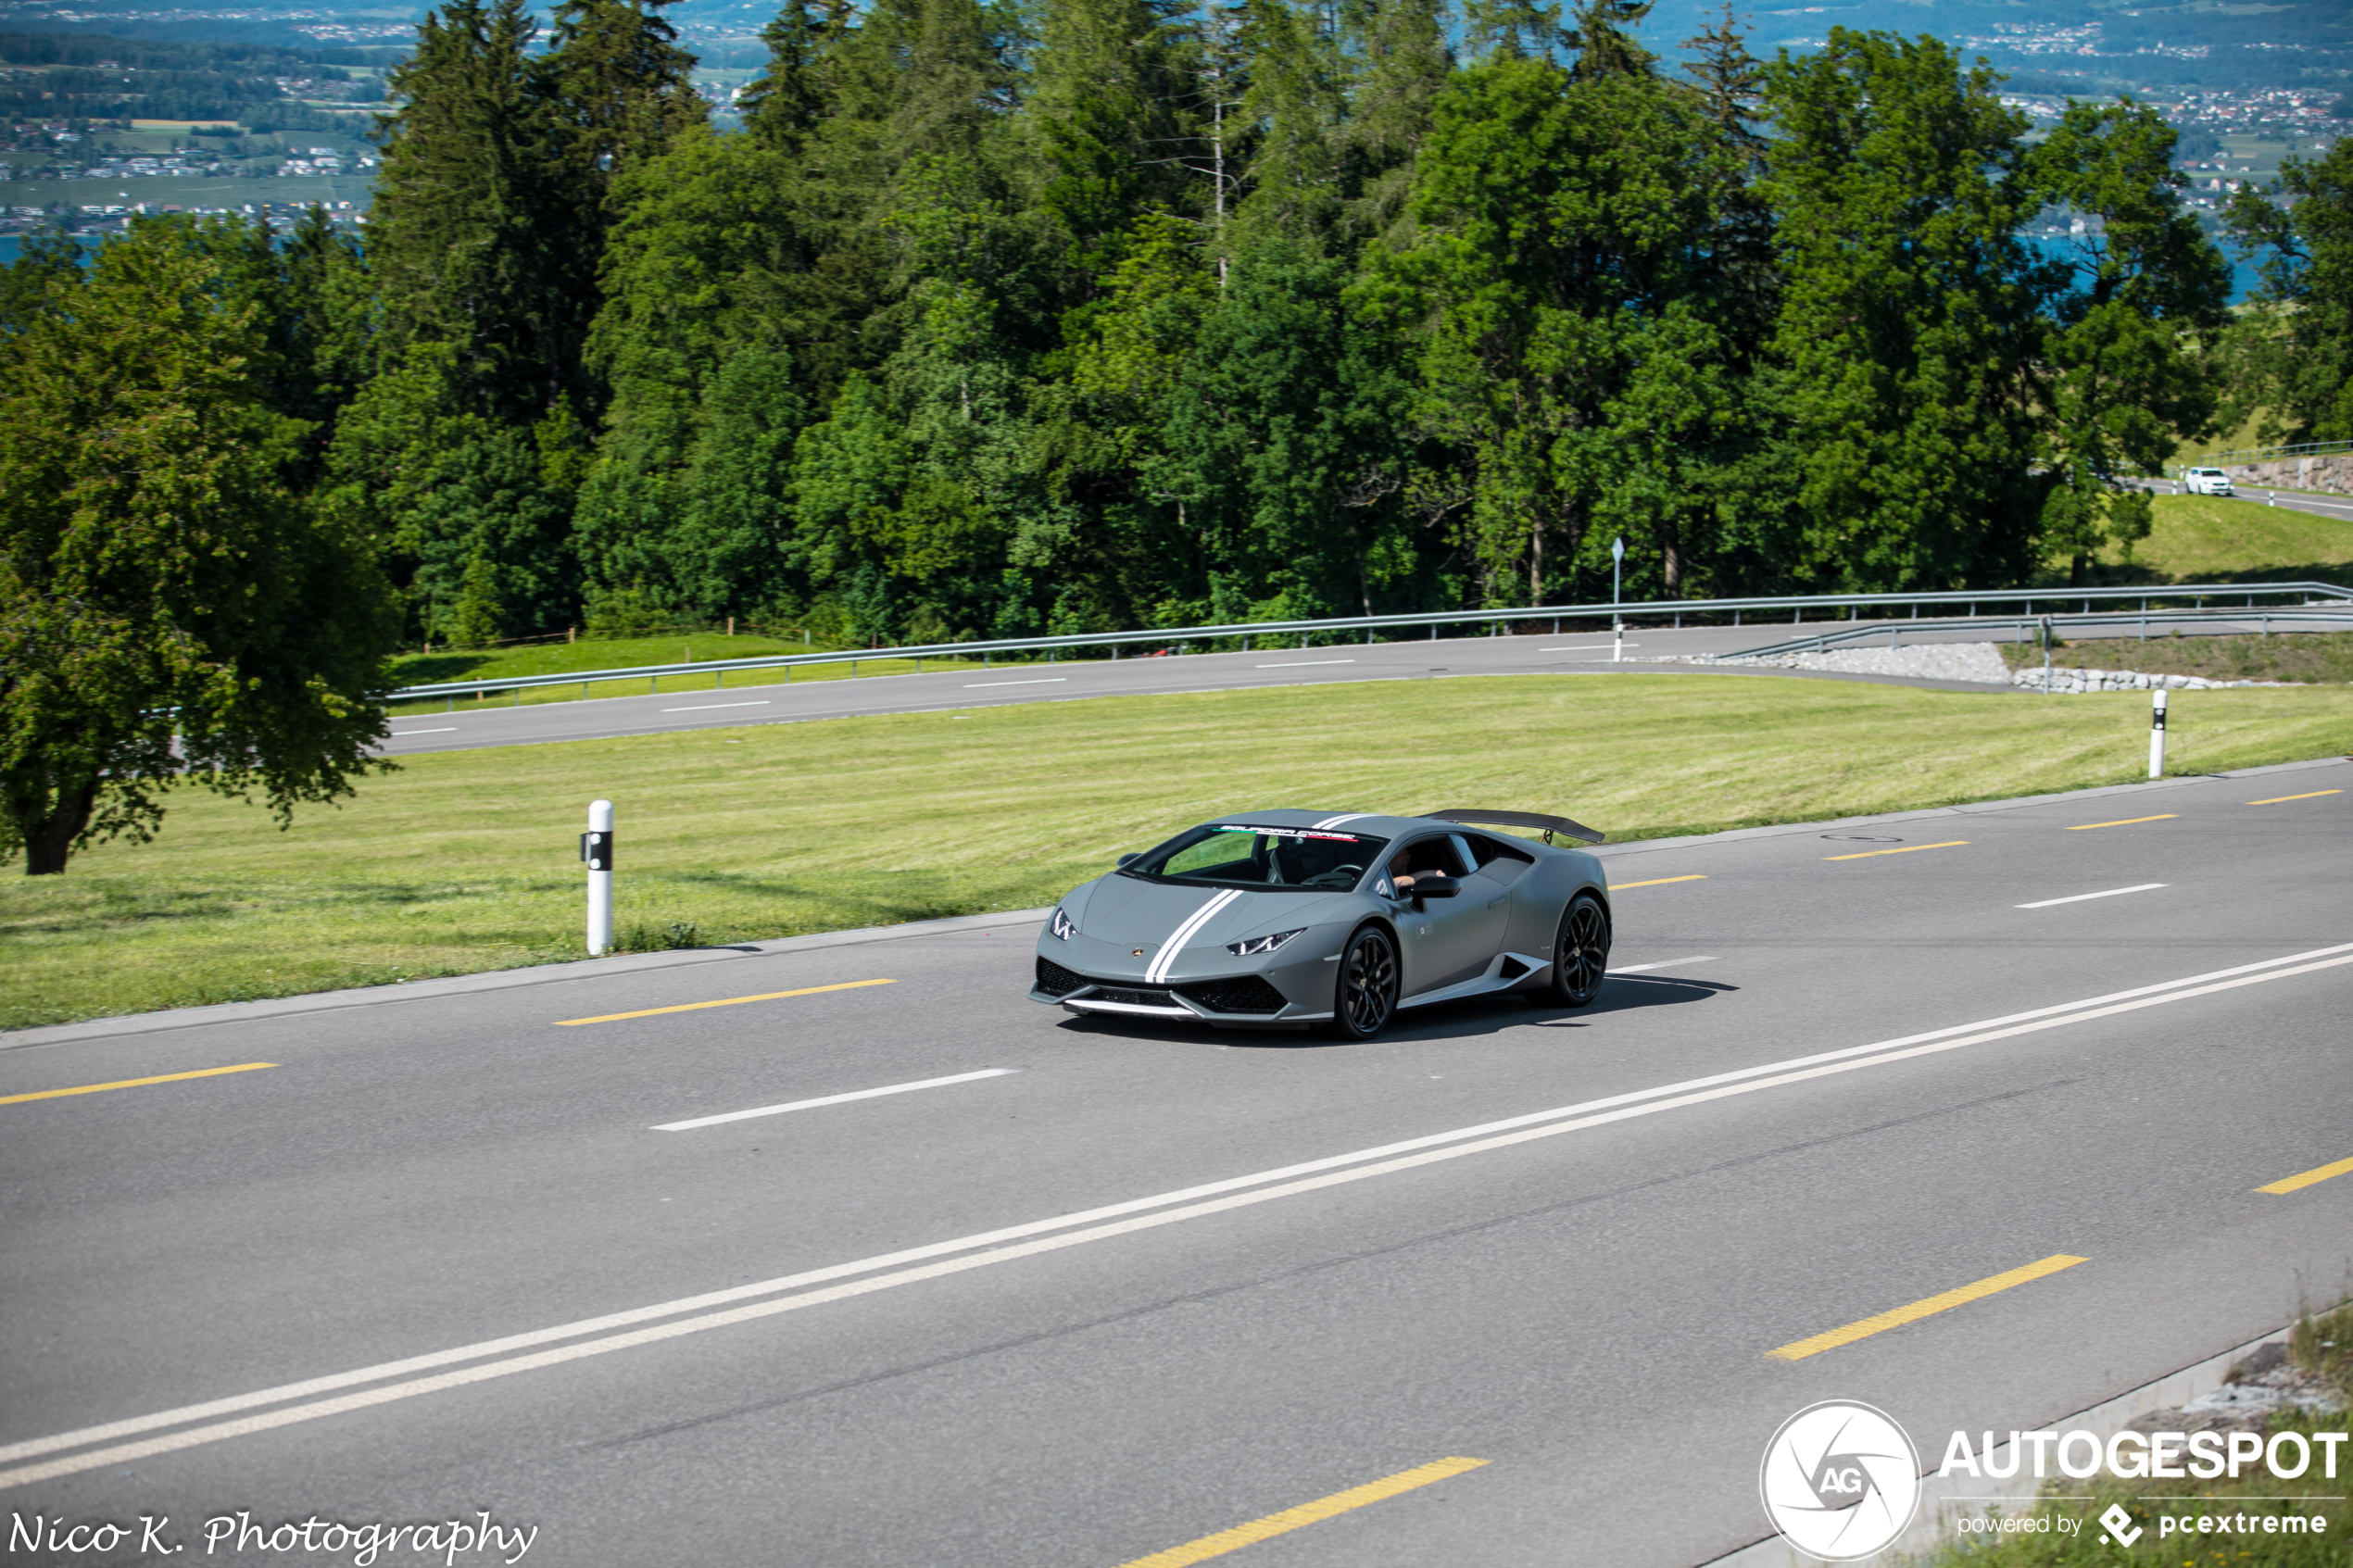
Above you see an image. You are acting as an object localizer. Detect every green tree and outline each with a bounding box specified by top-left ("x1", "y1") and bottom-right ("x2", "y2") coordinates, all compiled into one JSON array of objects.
[
  {"x1": 0, "y1": 235, "x2": 397, "y2": 875},
  {"x1": 573, "y1": 126, "x2": 819, "y2": 621},
  {"x1": 1757, "y1": 30, "x2": 2045, "y2": 591},
  {"x1": 322, "y1": 341, "x2": 579, "y2": 640},
  {"x1": 1361, "y1": 58, "x2": 1740, "y2": 603},
  {"x1": 370, "y1": 0, "x2": 580, "y2": 420},
  {"x1": 2029, "y1": 99, "x2": 2229, "y2": 583},
  {"x1": 2226, "y1": 137, "x2": 2353, "y2": 445}
]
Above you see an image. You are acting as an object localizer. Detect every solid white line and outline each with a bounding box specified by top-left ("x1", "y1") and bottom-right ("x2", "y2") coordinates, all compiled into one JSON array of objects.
[
  {"x1": 654, "y1": 1069, "x2": 1014, "y2": 1131},
  {"x1": 1147, "y1": 889, "x2": 1241, "y2": 984},
  {"x1": 661, "y1": 701, "x2": 772, "y2": 713},
  {"x1": 1605, "y1": 957, "x2": 1718, "y2": 974},
  {"x1": 2016, "y1": 884, "x2": 2168, "y2": 910},
  {"x1": 390, "y1": 728, "x2": 459, "y2": 735},
  {"x1": 964, "y1": 678, "x2": 1068, "y2": 687},
  {"x1": 1542, "y1": 645, "x2": 1639, "y2": 651},
  {"x1": 12, "y1": 941, "x2": 2352, "y2": 1486},
  {"x1": 1254, "y1": 659, "x2": 1357, "y2": 668}
]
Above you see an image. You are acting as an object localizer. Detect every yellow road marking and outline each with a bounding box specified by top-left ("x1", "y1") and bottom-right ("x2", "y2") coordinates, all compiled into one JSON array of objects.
[
  {"x1": 2066, "y1": 814, "x2": 2178, "y2": 830},
  {"x1": 2257, "y1": 1155, "x2": 2353, "y2": 1196},
  {"x1": 1113, "y1": 1458, "x2": 1488, "y2": 1568},
  {"x1": 1611, "y1": 874, "x2": 1708, "y2": 890},
  {"x1": 1766, "y1": 1255, "x2": 2087, "y2": 1361},
  {"x1": 2247, "y1": 790, "x2": 2343, "y2": 806},
  {"x1": 1823, "y1": 840, "x2": 1969, "y2": 861},
  {"x1": 554, "y1": 978, "x2": 895, "y2": 1026},
  {"x1": 0, "y1": 1062, "x2": 276, "y2": 1106}
]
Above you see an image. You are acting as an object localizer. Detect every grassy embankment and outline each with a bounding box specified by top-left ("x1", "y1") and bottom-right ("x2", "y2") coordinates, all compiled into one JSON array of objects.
[
  {"x1": 2082, "y1": 495, "x2": 2353, "y2": 587},
  {"x1": 2023, "y1": 495, "x2": 2353, "y2": 681},
  {"x1": 1911, "y1": 1298, "x2": 2353, "y2": 1567},
  {"x1": 6, "y1": 674, "x2": 2352, "y2": 1029}
]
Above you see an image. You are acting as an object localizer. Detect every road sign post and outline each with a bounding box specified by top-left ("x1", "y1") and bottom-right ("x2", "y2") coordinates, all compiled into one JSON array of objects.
[
  {"x1": 1611, "y1": 536, "x2": 1625, "y2": 662},
  {"x1": 582, "y1": 799, "x2": 614, "y2": 955}
]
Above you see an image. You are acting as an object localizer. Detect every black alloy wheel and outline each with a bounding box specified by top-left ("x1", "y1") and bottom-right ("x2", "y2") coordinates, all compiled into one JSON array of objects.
[
  {"x1": 1331, "y1": 926, "x2": 1399, "y2": 1039},
  {"x1": 1545, "y1": 893, "x2": 1610, "y2": 1008}
]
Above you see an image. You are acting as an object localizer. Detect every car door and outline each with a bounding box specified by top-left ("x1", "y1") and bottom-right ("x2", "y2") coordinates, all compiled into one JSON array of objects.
[{"x1": 1384, "y1": 834, "x2": 1507, "y2": 994}]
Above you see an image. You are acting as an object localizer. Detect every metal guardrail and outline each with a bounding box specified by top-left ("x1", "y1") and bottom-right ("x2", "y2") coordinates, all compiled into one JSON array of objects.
[
  {"x1": 2168, "y1": 440, "x2": 2353, "y2": 473},
  {"x1": 384, "y1": 580, "x2": 2353, "y2": 708},
  {"x1": 1730, "y1": 603, "x2": 2353, "y2": 659}
]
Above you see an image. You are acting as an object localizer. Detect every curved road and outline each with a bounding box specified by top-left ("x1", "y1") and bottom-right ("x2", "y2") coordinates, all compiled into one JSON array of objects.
[
  {"x1": 5, "y1": 761, "x2": 2350, "y2": 1565},
  {"x1": 378, "y1": 613, "x2": 2306, "y2": 758}
]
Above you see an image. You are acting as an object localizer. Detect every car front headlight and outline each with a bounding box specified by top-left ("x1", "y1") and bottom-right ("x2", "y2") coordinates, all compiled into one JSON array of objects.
[
  {"x1": 1227, "y1": 928, "x2": 1303, "y2": 957},
  {"x1": 1050, "y1": 906, "x2": 1078, "y2": 941}
]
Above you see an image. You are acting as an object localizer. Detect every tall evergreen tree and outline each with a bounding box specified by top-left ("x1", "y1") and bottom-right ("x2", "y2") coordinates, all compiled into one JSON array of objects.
[{"x1": 371, "y1": 0, "x2": 577, "y2": 421}]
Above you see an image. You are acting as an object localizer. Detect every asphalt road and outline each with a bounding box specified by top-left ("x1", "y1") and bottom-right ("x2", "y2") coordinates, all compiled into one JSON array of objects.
[
  {"x1": 5, "y1": 761, "x2": 2350, "y2": 1566},
  {"x1": 376, "y1": 610, "x2": 2316, "y2": 758},
  {"x1": 2150, "y1": 479, "x2": 2353, "y2": 525}
]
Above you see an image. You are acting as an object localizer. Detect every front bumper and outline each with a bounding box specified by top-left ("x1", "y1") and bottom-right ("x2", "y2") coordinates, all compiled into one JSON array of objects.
[{"x1": 1029, "y1": 955, "x2": 1331, "y2": 1027}]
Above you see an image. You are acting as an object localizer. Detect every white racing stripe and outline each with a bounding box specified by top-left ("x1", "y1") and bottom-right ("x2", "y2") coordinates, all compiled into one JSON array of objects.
[
  {"x1": 1311, "y1": 813, "x2": 1376, "y2": 829},
  {"x1": 2016, "y1": 884, "x2": 2167, "y2": 909},
  {"x1": 1146, "y1": 888, "x2": 1242, "y2": 984},
  {"x1": 653, "y1": 1070, "x2": 1015, "y2": 1131},
  {"x1": 9, "y1": 940, "x2": 2352, "y2": 1487}
]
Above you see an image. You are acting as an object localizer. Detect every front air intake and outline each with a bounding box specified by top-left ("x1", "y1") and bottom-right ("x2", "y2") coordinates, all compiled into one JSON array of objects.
[
  {"x1": 1177, "y1": 975, "x2": 1290, "y2": 1014},
  {"x1": 1036, "y1": 956, "x2": 1088, "y2": 997}
]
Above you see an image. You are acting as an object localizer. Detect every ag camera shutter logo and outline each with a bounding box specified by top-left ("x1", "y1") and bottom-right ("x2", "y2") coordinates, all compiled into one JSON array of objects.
[{"x1": 1759, "y1": 1400, "x2": 1922, "y2": 1561}]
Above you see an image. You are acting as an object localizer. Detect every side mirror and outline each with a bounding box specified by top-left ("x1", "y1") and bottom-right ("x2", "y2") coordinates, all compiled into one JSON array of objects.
[
  {"x1": 1416, "y1": 875, "x2": 1461, "y2": 898},
  {"x1": 1117, "y1": 853, "x2": 1140, "y2": 868}
]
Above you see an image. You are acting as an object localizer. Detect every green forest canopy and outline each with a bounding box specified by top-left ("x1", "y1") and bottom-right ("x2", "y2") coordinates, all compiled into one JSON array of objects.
[{"x1": 14, "y1": 0, "x2": 2353, "y2": 654}]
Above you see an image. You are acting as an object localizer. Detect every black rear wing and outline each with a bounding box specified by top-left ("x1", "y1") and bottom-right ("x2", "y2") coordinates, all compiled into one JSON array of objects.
[{"x1": 1424, "y1": 809, "x2": 1604, "y2": 847}]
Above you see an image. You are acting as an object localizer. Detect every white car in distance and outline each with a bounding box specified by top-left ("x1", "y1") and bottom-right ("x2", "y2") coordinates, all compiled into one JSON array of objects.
[{"x1": 2183, "y1": 466, "x2": 2234, "y2": 496}]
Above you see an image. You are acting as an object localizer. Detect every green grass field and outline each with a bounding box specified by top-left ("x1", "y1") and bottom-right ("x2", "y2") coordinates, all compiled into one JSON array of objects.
[
  {"x1": 2086, "y1": 495, "x2": 2353, "y2": 587},
  {"x1": 2005, "y1": 631, "x2": 2353, "y2": 685},
  {"x1": 7, "y1": 674, "x2": 2352, "y2": 1030}
]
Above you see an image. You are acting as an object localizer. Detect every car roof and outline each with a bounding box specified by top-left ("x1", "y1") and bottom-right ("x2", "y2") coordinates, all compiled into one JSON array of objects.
[{"x1": 1198, "y1": 809, "x2": 1575, "y2": 847}]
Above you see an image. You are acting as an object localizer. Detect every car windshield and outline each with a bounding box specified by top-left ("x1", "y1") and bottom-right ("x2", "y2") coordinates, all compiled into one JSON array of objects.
[{"x1": 1123, "y1": 824, "x2": 1389, "y2": 891}]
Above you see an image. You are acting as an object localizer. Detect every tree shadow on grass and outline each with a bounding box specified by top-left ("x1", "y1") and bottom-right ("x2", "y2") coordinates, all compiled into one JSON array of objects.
[
  {"x1": 1054, "y1": 972, "x2": 1735, "y2": 1049},
  {"x1": 2064, "y1": 558, "x2": 2353, "y2": 590},
  {"x1": 382, "y1": 653, "x2": 497, "y2": 685}
]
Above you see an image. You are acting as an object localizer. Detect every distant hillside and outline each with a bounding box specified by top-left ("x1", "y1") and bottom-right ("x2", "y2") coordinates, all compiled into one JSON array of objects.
[
  {"x1": 2, "y1": 0, "x2": 2347, "y2": 102},
  {"x1": 0, "y1": 31, "x2": 376, "y2": 123}
]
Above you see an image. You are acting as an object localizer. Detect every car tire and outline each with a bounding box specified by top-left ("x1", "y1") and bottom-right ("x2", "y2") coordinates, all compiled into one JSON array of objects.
[
  {"x1": 1328, "y1": 925, "x2": 1399, "y2": 1039},
  {"x1": 1541, "y1": 893, "x2": 1610, "y2": 1008}
]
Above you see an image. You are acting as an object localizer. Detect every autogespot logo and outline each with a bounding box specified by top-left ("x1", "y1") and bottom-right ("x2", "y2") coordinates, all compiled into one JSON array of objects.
[{"x1": 1760, "y1": 1400, "x2": 1923, "y2": 1562}]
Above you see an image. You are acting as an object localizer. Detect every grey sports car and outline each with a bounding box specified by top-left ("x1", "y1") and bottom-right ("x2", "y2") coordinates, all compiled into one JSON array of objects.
[{"x1": 1030, "y1": 809, "x2": 1612, "y2": 1038}]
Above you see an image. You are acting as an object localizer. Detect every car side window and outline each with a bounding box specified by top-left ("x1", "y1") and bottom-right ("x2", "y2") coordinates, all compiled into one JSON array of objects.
[
  {"x1": 1460, "y1": 832, "x2": 1536, "y2": 885},
  {"x1": 1387, "y1": 835, "x2": 1467, "y2": 883}
]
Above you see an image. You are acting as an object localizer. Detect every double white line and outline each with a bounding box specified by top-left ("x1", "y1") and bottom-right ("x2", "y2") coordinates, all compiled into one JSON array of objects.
[
  {"x1": 7, "y1": 941, "x2": 2349, "y2": 1489},
  {"x1": 1147, "y1": 888, "x2": 1243, "y2": 984}
]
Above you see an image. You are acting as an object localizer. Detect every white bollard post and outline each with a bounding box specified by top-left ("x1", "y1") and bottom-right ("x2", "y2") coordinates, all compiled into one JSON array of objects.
[
  {"x1": 2148, "y1": 690, "x2": 2167, "y2": 780},
  {"x1": 583, "y1": 799, "x2": 614, "y2": 955},
  {"x1": 1613, "y1": 620, "x2": 1623, "y2": 662}
]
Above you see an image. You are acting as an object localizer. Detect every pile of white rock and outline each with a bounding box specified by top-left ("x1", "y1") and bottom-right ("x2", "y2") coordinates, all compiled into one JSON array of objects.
[
  {"x1": 2011, "y1": 665, "x2": 2289, "y2": 693},
  {"x1": 1633, "y1": 641, "x2": 2294, "y2": 692},
  {"x1": 1633, "y1": 642, "x2": 2013, "y2": 684}
]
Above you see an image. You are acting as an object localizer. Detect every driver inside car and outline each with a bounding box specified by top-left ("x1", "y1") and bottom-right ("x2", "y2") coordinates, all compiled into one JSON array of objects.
[
  {"x1": 1271, "y1": 835, "x2": 1360, "y2": 888},
  {"x1": 1386, "y1": 837, "x2": 1465, "y2": 897}
]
